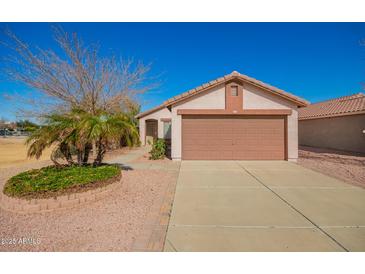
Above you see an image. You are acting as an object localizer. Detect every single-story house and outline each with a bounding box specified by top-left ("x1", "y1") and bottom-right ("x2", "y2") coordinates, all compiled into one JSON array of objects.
[
  {"x1": 298, "y1": 93, "x2": 365, "y2": 153},
  {"x1": 136, "y1": 71, "x2": 309, "y2": 161}
]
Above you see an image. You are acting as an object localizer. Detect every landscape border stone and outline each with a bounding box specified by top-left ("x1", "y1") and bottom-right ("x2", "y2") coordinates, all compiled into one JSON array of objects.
[{"x1": 0, "y1": 177, "x2": 122, "y2": 214}]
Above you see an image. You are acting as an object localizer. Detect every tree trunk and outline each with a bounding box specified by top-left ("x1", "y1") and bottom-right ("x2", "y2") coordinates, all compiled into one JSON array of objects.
[
  {"x1": 83, "y1": 143, "x2": 92, "y2": 165},
  {"x1": 77, "y1": 149, "x2": 83, "y2": 166},
  {"x1": 51, "y1": 148, "x2": 62, "y2": 167},
  {"x1": 93, "y1": 140, "x2": 106, "y2": 166},
  {"x1": 60, "y1": 143, "x2": 74, "y2": 165},
  {"x1": 92, "y1": 141, "x2": 97, "y2": 159}
]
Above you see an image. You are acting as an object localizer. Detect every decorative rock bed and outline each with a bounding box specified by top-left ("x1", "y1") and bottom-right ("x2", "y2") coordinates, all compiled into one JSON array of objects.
[{"x1": 0, "y1": 176, "x2": 122, "y2": 214}]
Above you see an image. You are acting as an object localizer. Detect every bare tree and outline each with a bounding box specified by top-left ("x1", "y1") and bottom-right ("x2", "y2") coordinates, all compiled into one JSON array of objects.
[{"x1": 2, "y1": 26, "x2": 155, "y2": 118}]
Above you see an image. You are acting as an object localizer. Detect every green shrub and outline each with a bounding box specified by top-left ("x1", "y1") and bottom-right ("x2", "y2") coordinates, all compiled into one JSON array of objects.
[
  {"x1": 3, "y1": 165, "x2": 121, "y2": 198},
  {"x1": 149, "y1": 139, "x2": 166, "y2": 160}
]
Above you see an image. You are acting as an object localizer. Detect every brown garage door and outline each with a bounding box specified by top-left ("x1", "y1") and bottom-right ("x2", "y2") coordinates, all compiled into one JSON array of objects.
[{"x1": 182, "y1": 115, "x2": 286, "y2": 160}]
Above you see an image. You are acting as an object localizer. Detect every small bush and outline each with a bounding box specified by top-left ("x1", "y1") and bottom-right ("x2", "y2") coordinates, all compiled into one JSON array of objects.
[
  {"x1": 149, "y1": 139, "x2": 166, "y2": 160},
  {"x1": 4, "y1": 165, "x2": 121, "y2": 198}
]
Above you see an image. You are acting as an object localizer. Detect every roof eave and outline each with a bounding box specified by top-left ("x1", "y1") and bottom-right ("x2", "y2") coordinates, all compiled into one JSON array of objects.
[
  {"x1": 165, "y1": 74, "x2": 309, "y2": 107},
  {"x1": 137, "y1": 72, "x2": 310, "y2": 118},
  {"x1": 135, "y1": 104, "x2": 166, "y2": 119}
]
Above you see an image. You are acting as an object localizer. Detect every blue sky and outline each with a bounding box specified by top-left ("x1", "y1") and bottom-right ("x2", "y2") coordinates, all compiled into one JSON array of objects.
[{"x1": 0, "y1": 23, "x2": 364, "y2": 121}]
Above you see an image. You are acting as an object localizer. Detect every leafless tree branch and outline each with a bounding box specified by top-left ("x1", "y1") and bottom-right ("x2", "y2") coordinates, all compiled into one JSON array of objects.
[{"x1": 1, "y1": 25, "x2": 157, "y2": 118}]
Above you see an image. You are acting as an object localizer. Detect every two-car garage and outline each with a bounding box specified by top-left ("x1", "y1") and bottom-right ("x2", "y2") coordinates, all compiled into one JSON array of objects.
[{"x1": 181, "y1": 115, "x2": 286, "y2": 160}]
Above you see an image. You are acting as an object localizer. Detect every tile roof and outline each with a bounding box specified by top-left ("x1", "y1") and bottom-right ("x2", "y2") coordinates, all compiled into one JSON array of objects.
[
  {"x1": 136, "y1": 71, "x2": 309, "y2": 118},
  {"x1": 298, "y1": 93, "x2": 365, "y2": 120}
]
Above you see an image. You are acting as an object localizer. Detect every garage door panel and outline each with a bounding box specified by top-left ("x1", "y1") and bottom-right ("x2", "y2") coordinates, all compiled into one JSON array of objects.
[
  {"x1": 182, "y1": 115, "x2": 285, "y2": 160},
  {"x1": 232, "y1": 151, "x2": 284, "y2": 160},
  {"x1": 233, "y1": 137, "x2": 283, "y2": 146},
  {"x1": 185, "y1": 145, "x2": 234, "y2": 152},
  {"x1": 184, "y1": 150, "x2": 233, "y2": 160},
  {"x1": 185, "y1": 128, "x2": 231, "y2": 133},
  {"x1": 185, "y1": 140, "x2": 233, "y2": 147}
]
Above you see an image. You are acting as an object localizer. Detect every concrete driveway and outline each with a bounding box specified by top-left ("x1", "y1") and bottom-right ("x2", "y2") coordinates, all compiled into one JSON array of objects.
[{"x1": 164, "y1": 161, "x2": 365, "y2": 251}]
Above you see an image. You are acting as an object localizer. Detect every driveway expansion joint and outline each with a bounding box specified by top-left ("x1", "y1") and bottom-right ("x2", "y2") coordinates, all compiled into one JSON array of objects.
[
  {"x1": 271, "y1": 186, "x2": 359, "y2": 190},
  {"x1": 235, "y1": 161, "x2": 350, "y2": 252},
  {"x1": 166, "y1": 239, "x2": 178, "y2": 252},
  {"x1": 170, "y1": 224, "x2": 316, "y2": 229},
  {"x1": 320, "y1": 225, "x2": 365, "y2": 229},
  {"x1": 176, "y1": 186, "x2": 265, "y2": 189}
]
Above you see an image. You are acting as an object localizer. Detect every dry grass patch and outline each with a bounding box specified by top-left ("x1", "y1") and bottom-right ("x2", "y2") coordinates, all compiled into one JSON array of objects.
[{"x1": 0, "y1": 137, "x2": 52, "y2": 168}]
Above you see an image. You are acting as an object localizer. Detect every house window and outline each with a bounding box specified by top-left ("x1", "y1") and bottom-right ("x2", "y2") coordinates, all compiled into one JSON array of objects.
[
  {"x1": 163, "y1": 121, "x2": 171, "y2": 139},
  {"x1": 231, "y1": 86, "x2": 238, "y2": 96}
]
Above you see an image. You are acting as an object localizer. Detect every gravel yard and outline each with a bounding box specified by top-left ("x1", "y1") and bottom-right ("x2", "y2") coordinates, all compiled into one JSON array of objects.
[
  {"x1": 0, "y1": 150, "x2": 179, "y2": 251},
  {"x1": 298, "y1": 146, "x2": 365, "y2": 188},
  {"x1": 4, "y1": 144, "x2": 363, "y2": 251}
]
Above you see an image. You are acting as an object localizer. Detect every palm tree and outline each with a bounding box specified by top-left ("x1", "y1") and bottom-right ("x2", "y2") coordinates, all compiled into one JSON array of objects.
[
  {"x1": 26, "y1": 111, "x2": 81, "y2": 166},
  {"x1": 77, "y1": 110, "x2": 139, "y2": 166},
  {"x1": 26, "y1": 109, "x2": 139, "y2": 166},
  {"x1": 120, "y1": 102, "x2": 141, "y2": 147}
]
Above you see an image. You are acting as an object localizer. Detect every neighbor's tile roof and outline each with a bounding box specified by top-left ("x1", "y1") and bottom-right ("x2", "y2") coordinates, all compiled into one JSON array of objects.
[
  {"x1": 298, "y1": 93, "x2": 365, "y2": 120},
  {"x1": 136, "y1": 71, "x2": 309, "y2": 118}
]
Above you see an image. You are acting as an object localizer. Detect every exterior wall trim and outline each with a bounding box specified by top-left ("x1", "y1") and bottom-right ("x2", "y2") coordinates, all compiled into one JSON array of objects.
[
  {"x1": 225, "y1": 81, "x2": 243, "y2": 111},
  {"x1": 160, "y1": 118, "x2": 172, "y2": 122},
  {"x1": 177, "y1": 109, "x2": 292, "y2": 115}
]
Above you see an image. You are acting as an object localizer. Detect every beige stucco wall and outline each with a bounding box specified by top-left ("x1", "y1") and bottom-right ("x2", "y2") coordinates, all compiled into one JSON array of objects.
[
  {"x1": 171, "y1": 84, "x2": 226, "y2": 160},
  {"x1": 243, "y1": 84, "x2": 299, "y2": 161},
  {"x1": 139, "y1": 82, "x2": 301, "y2": 161},
  {"x1": 138, "y1": 107, "x2": 172, "y2": 145},
  {"x1": 299, "y1": 114, "x2": 365, "y2": 153}
]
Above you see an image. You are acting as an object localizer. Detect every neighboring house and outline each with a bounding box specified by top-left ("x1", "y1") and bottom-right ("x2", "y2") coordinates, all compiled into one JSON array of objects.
[
  {"x1": 136, "y1": 71, "x2": 309, "y2": 161},
  {"x1": 298, "y1": 93, "x2": 365, "y2": 153}
]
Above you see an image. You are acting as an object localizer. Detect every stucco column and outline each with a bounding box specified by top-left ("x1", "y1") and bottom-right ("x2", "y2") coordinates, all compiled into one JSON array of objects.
[
  {"x1": 287, "y1": 108, "x2": 299, "y2": 161},
  {"x1": 139, "y1": 118, "x2": 146, "y2": 145},
  {"x1": 158, "y1": 120, "x2": 164, "y2": 139},
  {"x1": 171, "y1": 108, "x2": 181, "y2": 160}
]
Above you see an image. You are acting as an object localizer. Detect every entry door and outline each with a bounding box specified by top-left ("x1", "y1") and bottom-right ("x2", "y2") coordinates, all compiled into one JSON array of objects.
[{"x1": 146, "y1": 120, "x2": 158, "y2": 144}]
